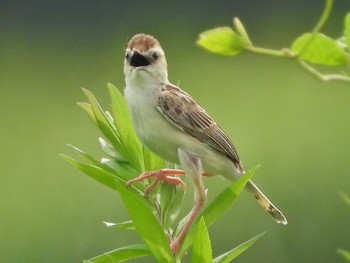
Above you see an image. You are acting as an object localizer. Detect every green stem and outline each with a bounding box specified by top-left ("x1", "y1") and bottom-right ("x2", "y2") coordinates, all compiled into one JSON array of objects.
[
  {"x1": 245, "y1": 46, "x2": 296, "y2": 58},
  {"x1": 298, "y1": 0, "x2": 333, "y2": 54},
  {"x1": 310, "y1": 0, "x2": 333, "y2": 35},
  {"x1": 297, "y1": 59, "x2": 350, "y2": 82}
]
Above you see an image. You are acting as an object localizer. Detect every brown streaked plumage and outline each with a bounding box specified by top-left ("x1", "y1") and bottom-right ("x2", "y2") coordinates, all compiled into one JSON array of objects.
[
  {"x1": 157, "y1": 84, "x2": 244, "y2": 173},
  {"x1": 124, "y1": 33, "x2": 287, "y2": 254}
]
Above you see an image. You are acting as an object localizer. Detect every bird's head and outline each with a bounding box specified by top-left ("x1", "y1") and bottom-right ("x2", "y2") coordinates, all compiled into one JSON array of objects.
[{"x1": 124, "y1": 33, "x2": 168, "y2": 84}]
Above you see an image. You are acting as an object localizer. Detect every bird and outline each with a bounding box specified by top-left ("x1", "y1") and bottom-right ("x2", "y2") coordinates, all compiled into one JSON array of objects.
[{"x1": 123, "y1": 33, "x2": 287, "y2": 254}]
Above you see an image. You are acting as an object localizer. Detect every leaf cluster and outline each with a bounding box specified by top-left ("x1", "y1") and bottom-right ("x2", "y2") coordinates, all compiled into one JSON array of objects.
[
  {"x1": 197, "y1": 0, "x2": 350, "y2": 82},
  {"x1": 61, "y1": 84, "x2": 264, "y2": 262}
]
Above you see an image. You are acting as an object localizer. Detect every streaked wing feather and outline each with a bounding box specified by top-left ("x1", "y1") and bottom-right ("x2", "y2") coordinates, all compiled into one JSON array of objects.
[{"x1": 157, "y1": 84, "x2": 243, "y2": 172}]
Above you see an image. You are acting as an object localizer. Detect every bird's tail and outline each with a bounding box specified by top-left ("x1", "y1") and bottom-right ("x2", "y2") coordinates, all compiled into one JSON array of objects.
[{"x1": 245, "y1": 180, "x2": 288, "y2": 225}]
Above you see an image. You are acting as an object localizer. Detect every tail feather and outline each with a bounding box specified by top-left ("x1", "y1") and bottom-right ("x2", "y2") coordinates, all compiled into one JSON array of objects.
[{"x1": 245, "y1": 180, "x2": 287, "y2": 225}]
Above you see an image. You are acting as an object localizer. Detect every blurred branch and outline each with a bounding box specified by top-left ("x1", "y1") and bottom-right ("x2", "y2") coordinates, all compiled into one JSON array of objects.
[{"x1": 197, "y1": 0, "x2": 350, "y2": 83}]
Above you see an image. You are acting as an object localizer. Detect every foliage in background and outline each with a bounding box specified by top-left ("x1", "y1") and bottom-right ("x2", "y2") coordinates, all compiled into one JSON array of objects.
[
  {"x1": 197, "y1": 0, "x2": 350, "y2": 82},
  {"x1": 61, "y1": 84, "x2": 264, "y2": 262},
  {"x1": 338, "y1": 192, "x2": 350, "y2": 262}
]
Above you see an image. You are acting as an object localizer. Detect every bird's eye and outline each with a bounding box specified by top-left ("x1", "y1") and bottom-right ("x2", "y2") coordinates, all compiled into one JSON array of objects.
[
  {"x1": 125, "y1": 53, "x2": 130, "y2": 59},
  {"x1": 152, "y1": 52, "x2": 159, "y2": 60}
]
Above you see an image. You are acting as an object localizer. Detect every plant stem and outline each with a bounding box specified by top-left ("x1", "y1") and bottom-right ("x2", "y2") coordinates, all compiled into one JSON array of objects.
[
  {"x1": 297, "y1": 59, "x2": 350, "y2": 82},
  {"x1": 298, "y1": 0, "x2": 333, "y2": 55},
  {"x1": 245, "y1": 46, "x2": 296, "y2": 58},
  {"x1": 310, "y1": 0, "x2": 333, "y2": 35}
]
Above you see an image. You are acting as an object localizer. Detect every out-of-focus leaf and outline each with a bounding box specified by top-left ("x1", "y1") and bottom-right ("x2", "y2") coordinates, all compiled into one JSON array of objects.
[
  {"x1": 344, "y1": 13, "x2": 350, "y2": 49},
  {"x1": 84, "y1": 244, "x2": 151, "y2": 263},
  {"x1": 115, "y1": 179, "x2": 174, "y2": 263},
  {"x1": 339, "y1": 192, "x2": 350, "y2": 206},
  {"x1": 177, "y1": 166, "x2": 258, "y2": 257},
  {"x1": 233, "y1": 17, "x2": 252, "y2": 46},
  {"x1": 103, "y1": 220, "x2": 135, "y2": 229},
  {"x1": 197, "y1": 27, "x2": 244, "y2": 56},
  {"x1": 291, "y1": 33, "x2": 348, "y2": 66},
  {"x1": 213, "y1": 232, "x2": 265, "y2": 263},
  {"x1": 190, "y1": 217, "x2": 212, "y2": 263},
  {"x1": 338, "y1": 249, "x2": 350, "y2": 261},
  {"x1": 108, "y1": 83, "x2": 144, "y2": 172}
]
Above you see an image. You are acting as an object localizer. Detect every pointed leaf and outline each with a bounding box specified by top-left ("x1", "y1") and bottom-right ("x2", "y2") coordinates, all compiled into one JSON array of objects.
[
  {"x1": 339, "y1": 192, "x2": 350, "y2": 206},
  {"x1": 344, "y1": 13, "x2": 350, "y2": 49},
  {"x1": 99, "y1": 137, "x2": 127, "y2": 162},
  {"x1": 61, "y1": 154, "x2": 120, "y2": 190},
  {"x1": 103, "y1": 220, "x2": 135, "y2": 229},
  {"x1": 338, "y1": 249, "x2": 350, "y2": 261},
  {"x1": 233, "y1": 17, "x2": 252, "y2": 46},
  {"x1": 67, "y1": 144, "x2": 117, "y2": 174},
  {"x1": 100, "y1": 158, "x2": 139, "y2": 182},
  {"x1": 190, "y1": 217, "x2": 212, "y2": 263},
  {"x1": 177, "y1": 166, "x2": 258, "y2": 257},
  {"x1": 291, "y1": 33, "x2": 348, "y2": 66},
  {"x1": 197, "y1": 27, "x2": 244, "y2": 56},
  {"x1": 84, "y1": 244, "x2": 151, "y2": 263},
  {"x1": 142, "y1": 145, "x2": 165, "y2": 171},
  {"x1": 115, "y1": 179, "x2": 174, "y2": 263},
  {"x1": 213, "y1": 232, "x2": 265, "y2": 263},
  {"x1": 77, "y1": 102, "x2": 98, "y2": 126},
  {"x1": 82, "y1": 88, "x2": 125, "y2": 156},
  {"x1": 160, "y1": 182, "x2": 186, "y2": 230},
  {"x1": 108, "y1": 83, "x2": 144, "y2": 172}
]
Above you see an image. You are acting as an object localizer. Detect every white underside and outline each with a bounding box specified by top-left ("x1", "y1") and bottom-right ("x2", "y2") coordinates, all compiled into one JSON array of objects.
[{"x1": 124, "y1": 72, "x2": 242, "y2": 181}]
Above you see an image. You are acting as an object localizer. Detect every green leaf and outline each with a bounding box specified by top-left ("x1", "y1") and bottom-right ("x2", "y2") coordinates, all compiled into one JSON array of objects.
[
  {"x1": 61, "y1": 154, "x2": 120, "y2": 190},
  {"x1": 108, "y1": 83, "x2": 144, "y2": 172},
  {"x1": 84, "y1": 244, "x2": 151, "y2": 263},
  {"x1": 81, "y1": 88, "x2": 125, "y2": 158},
  {"x1": 177, "y1": 166, "x2": 258, "y2": 257},
  {"x1": 142, "y1": 145, "x2": 165, "y2": 172},
  {"x1": 338, "y1": 249, "x2": 350, "y2": 261},
  {"x1": 344, "y1": 13, "x2": 350, "y2": 49},
  {"x1": 201, "y1": 167, "x2": 255, "y2": 224},
  {"x1": 160, "y1": 182, "x2": 186, "y2": 230},
  {"x1": 213, "y1": 232, "x2": 265, "y2": 263},
  {"x1": 66, "y1": 144, "x2": 116, "y2": 174},
  {"x1": 114, "y1": 179, "x2": 175, "y2": 263},
  {"x1": 197, "y1": 27, "x2": 245, "y2": 56},
  {"x1": 190, "y1": 217, "x2": 212, "y2": 263},
  {"x1": 77, "y1": 102, "x2": 98, "y2": 126},
  {"x1": 233, "y1": 17, "x2": 252, "y2": 46},
  {"x1": 291, "y1": 33, "x2": 348, "y2": 66},
  {"x1": 99, "y1": 137, "x2": 128, "y2": 162},
  {"x1": 339, "y1": 191, "x2": 350, "y2": 206},
  {"x1": 61, "y1": 154, "x2": 146, "y2": 195},
  {"x1": 103, "y1": 220, "x2": 135, "y2": 229}
]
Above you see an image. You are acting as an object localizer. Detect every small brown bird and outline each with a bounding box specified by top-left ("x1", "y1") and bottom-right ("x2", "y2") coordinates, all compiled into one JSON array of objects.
[{"x1": 124, "y1": 33, "x2": 287, "y2": 254}]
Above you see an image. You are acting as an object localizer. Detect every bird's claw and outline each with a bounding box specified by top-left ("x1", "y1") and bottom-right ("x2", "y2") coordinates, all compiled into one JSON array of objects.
[{"x1": 127, "y1": 169, "x2": 186, "y2": 195}]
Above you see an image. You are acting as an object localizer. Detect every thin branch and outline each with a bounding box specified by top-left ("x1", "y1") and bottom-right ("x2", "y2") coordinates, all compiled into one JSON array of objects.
[{"x1": 297, "y1": 59, "x2": 350, "y2": 82}]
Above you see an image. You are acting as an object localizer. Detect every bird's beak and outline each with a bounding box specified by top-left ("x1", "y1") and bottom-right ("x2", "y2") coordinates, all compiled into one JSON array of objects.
[{"x1": 130, "y1": 51, "x2": 150, "y2": 67}]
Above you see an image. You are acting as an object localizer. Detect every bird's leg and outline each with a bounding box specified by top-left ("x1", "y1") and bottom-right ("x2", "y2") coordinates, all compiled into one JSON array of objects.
[
  {"x1": 127, "y1": 169, "x2": 186, "y2": 195},
  {"x1": 170, "y1": 149, "x2": 207, "y2": 254}
]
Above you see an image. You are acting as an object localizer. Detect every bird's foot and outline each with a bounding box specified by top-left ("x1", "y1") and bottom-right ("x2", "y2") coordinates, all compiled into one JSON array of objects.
[{"x1": 127, "y1": 169, "x2": 186, "y2": 195}]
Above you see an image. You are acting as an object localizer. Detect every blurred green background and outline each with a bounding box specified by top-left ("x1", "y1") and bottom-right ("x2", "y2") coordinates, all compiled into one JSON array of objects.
[{"x1": 1, "y1": 1, "x2": 350, "y2": 262}]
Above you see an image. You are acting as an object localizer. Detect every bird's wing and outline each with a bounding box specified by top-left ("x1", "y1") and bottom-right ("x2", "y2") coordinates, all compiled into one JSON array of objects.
[{"x1": 157, "y1": 83, "x2": 244, "y2": 172}]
